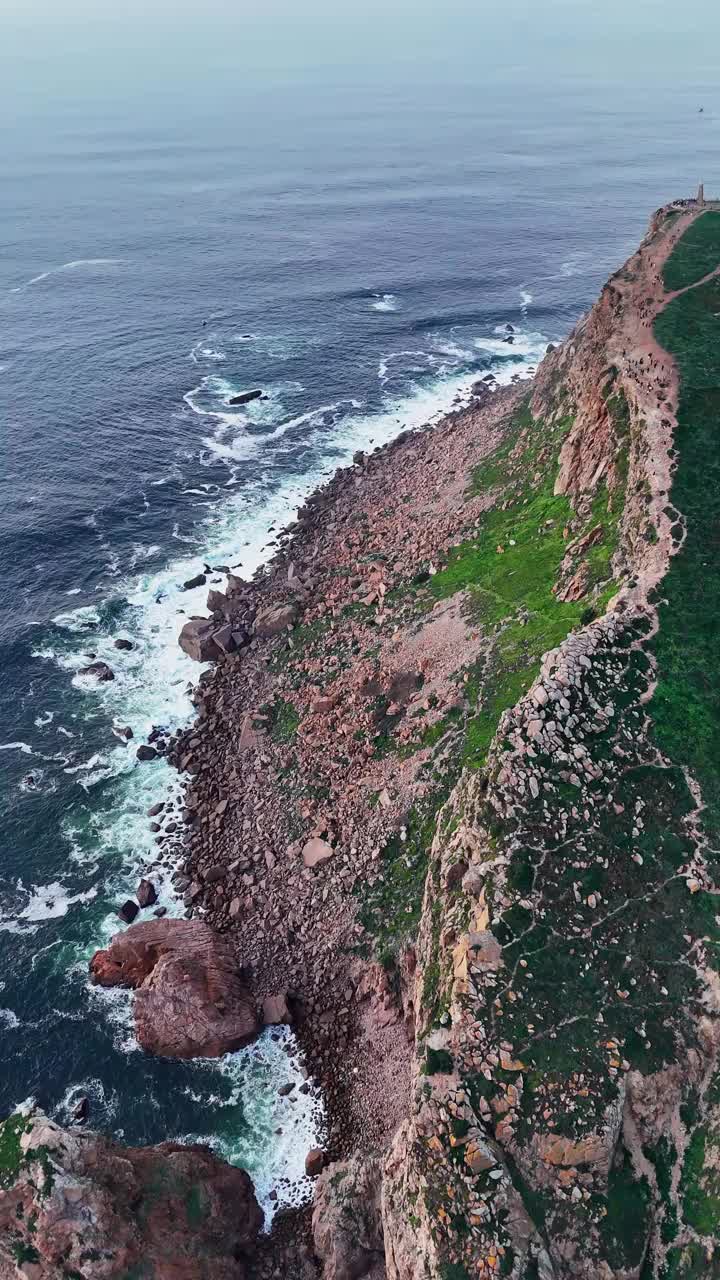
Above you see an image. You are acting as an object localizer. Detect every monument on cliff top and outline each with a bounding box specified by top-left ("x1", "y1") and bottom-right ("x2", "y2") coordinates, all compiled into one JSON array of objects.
[{"x1": 698, "y1": 181, "x2": 705, "y2": 205}]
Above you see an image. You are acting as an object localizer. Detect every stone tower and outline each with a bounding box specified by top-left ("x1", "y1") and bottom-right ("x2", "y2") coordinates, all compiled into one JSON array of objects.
[{"x1": 698, "y1": 182, "x2": 705, "y2": 205}]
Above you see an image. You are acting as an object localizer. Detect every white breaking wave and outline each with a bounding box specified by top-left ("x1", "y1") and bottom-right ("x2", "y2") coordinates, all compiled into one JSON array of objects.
[
  {"x1": 190, "y1": 339, "x2": 226, "y2": 364},
  {"x1": 183, "y1": 1030, "x2": 326, "y2": 1223},
  {"x1": 0, "y1": 1008, "x2": 20, "y2": 1028},
  {"x1": 11, "y1": 259, "x2": 125, "y2": 293},
  {"x1": 0, "y1": 880, "x2": 98, "y2": 934},
  {"x1": 370, "y1": 292, "x2": 399, "y2": 312}
]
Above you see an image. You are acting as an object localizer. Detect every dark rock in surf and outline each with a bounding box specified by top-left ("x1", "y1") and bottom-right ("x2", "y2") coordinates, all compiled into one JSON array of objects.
[
  {"x1": 118, "y1": 900, "x2": 140, "y2": 924},
  {"x1": 114, "y1": 637, "x2": 133, "y2": 651},
  {"x1": 72, "y1": 1096, "x2": 89, "y2": 1123},
  {"x1": 81, "y1": 661, "x2": 115, "y2": 682},
  {"x1": 136, "y1": 745, "x2": 158, "y2": 762},
  {"x1": 182, "y1": 573, "x2": 207, "y2": 591},
  {"x1": 137, "y1": 879, "x2": 158, "y2": 908},
  {"x1": 228, "y1": 388, "x2": 263, "y2": 406}
]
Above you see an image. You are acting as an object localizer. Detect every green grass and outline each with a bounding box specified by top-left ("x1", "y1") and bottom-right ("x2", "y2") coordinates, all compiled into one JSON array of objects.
[
  {"x1": 355, "y1": 793, "x2": 447, "y2": 958},
  {"x1": 680, "y1": 1125, "x2": 720, "y2": 1234},
  {"x1": 653, "y1": 267, "x2": 720, "y2": 837},
  {"x1": 662, "y1": 211, "x2": 720, "y2": 291},
  {"x1": 0, "y1": 1112, "x2": 30, "y2": 1190},
  {"x1": 267, "y1": 697, "x2": 300, "y2": 742},
  {"x1": 423, "y1": 1047, "x2": 454, "y2": 1075},
  {"x1": 428, "y1": 404, "x2": 623, "y2": 767}
]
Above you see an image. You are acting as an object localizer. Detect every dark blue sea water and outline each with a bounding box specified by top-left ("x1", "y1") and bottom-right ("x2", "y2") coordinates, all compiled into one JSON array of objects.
[{"x1": 1, "y1": 0, "x2": 718, "y2": 1221}]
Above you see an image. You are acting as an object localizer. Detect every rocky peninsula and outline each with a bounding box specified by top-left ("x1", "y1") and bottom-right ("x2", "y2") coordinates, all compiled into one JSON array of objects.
[{"x1": 4, "y1": 197, "x2": 720, "y2": 1279}]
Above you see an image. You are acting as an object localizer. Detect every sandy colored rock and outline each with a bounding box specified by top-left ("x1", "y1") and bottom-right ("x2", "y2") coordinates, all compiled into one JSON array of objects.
[
  {"x1": 254, "y1": 600, "x2": 298, "y2": 637},
  {"x1": 302, "y1": 837, "x2": 334, "y2": 868}
]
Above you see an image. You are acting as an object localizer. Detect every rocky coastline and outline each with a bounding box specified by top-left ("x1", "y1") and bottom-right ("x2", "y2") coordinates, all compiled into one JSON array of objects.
[{"x1": 5, "y1": 197, "x2": 720, "y2": 1279}]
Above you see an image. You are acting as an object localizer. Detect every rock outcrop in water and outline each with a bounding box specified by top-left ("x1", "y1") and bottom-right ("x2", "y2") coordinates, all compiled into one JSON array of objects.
[
  {"x1": 89, "y1": 917, "x2": 259, "y2": 1058},
  {"x1": 0, "y1": 1107, "x2": 262, "y2": 1278}
]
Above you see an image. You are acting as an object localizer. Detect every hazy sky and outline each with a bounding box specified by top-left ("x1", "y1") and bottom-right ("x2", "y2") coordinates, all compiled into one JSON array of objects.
[{"x1": 1, "y1": 0, "x2": 718, "y2": 125}]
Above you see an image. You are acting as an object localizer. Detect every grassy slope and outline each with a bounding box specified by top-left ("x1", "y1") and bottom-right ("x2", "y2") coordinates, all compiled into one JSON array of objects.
[
  {"x1": 661, "y1": 210, "x2": 720, "y2": 291},
  {"x1": 357, "y1": 394, "x2": 625, "y2": 964}
]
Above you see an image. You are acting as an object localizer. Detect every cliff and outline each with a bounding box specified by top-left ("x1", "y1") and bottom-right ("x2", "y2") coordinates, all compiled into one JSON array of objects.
[
  {"x1": 163, "y1": 200, "x2": 720, "y2": 1280},
  {"x1": 375, "y1": 202, "x2": 720, "y2": 1280}
]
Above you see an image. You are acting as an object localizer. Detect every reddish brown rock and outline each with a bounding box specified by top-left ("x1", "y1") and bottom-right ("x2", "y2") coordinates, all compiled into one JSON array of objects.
[
  {"x1": 302, "y1": 837, "x2": 334, "y2": 869},
  {"x1": 178, "y1": 617, "x2": 223, "y2": 662},
  {"x1": 254, "y1": 601, "x2": 297, "y2": 637},
  {"x1": 262, "y1": 992, "x2": 293, "y2": 1025},
  {"x1": 0, "y1": 1107, "x2": 262, "y2": 1279},
  {"x1": 136, "y1": 878, "x2": 157, "y2": 908},
  {"x1": 312, "y1": 1155, "x2": 384, "y2": 1280},
  {"x1": 89, "y1": 918, "x2": 259, "y2": 1059},
  {"x1": 305, "y1": 1147, "x2": 326, "y2": 1177}
]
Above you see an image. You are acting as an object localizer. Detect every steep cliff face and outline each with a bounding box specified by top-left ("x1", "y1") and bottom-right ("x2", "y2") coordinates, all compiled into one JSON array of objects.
[{"x1": 375, "y1": 204, "x2": 720, "y2": 1280}]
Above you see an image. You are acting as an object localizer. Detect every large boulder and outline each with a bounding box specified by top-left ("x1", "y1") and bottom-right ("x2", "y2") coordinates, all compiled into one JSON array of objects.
[
  {"x1": 0, "y1": 1107, "x2": 262, "y2": 1278},
  {"x1": 178, "y1": 617, "x2": 223, "y2": 662},
  {"x1": 89, "y1": 918, "x2": 259, "y2": 1058},
  {"x1": 178, "y1": 617, "x2": 247, "y2": 662},
  {"x1": 312, "y1": 1155, "x2": 384, "y2": 1280},
  {"x1": 254, "y1": 601, "x2": 298, "y2": 637}
]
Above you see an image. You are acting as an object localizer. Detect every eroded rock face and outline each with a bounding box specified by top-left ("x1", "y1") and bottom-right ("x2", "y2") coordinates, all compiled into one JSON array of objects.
[
  {"x1": 312, "y1": 1155, "x2": 385, "y2": 1280},
  {"x1": 0, "y1": 1108, "x2": 262, "y2": 1279},
  {"x1": 89, "y1": 918, "x2": 259, "y2": 1058}
]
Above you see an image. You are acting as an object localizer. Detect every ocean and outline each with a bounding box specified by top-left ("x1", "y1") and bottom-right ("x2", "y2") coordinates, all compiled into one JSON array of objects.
[{"x1": 1, "y1": 0, "x2": 718, "y2": 1224}]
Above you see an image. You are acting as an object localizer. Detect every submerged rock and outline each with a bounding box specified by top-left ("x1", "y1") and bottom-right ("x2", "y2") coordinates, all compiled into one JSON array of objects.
[
  {"x1": 89, "y1": 917, "x2": 259, "y2": 1058},
  {"x1": 228, "y1": 388, "x2": 263, "y2": 405},
  {"x1": 0, "y1": 1106, "x2": 262, "y2": 1277},
  {"x1": 80, "y1": 660, "x2": 114, "y2": 682}
]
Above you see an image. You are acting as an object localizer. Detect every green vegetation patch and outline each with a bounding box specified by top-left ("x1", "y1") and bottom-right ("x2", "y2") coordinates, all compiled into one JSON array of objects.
[
  {"x1": 653, "y1": 270, "x2": 720, "y2": 836},
  {"x1": 0, "y1": 1112, "x2": 31, "y2": 1190},
  {"x1": 600, "y1": 1157, "x2": 651, "y2": 1269},
  {"x1": 266, "y1": 697, "x2": 300, "y2": 743},
  {"x1": 428, "y1": 402, "x2": 623, "y2": 767},
  {"x1": 662, "y1": 210, "x2": 720, "y2": 291}
]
